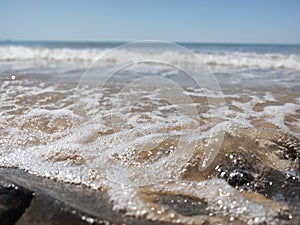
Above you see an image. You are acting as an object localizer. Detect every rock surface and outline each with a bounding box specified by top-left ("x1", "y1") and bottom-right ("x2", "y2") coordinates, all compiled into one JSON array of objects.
[{"x1": 0, "y1": 168, "x2": 172, "y2": 225}]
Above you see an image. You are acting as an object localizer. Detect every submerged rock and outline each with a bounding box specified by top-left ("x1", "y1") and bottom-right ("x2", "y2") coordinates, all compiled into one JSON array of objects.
[
  {"x1": 155, "y1": 194, "x2": 209, "y2": 217},
  {"x1": 180, "y1": 127, "x2": 300, "y2": 224}
]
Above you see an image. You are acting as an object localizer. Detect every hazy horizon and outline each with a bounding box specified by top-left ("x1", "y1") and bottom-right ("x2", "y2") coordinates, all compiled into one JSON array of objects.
[{"x1": 1, "y1": 39, "x2": 300, "y2": 46}]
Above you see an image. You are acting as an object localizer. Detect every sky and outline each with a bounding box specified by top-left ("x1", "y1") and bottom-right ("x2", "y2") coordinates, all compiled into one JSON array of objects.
[{"x1": 0, "y1": 0, "x2": 300, "y2": 44}]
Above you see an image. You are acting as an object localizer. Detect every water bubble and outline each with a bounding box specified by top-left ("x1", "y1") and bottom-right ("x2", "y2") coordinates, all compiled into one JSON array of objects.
[{"x1": 229, "y1": 216, "x2": 235, "y2": 221}]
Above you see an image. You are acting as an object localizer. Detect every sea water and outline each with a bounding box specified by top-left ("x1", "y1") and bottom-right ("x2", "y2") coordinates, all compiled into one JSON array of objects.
[{"x1": 0, "y1": 41, "x2": 299, "y2": 224}]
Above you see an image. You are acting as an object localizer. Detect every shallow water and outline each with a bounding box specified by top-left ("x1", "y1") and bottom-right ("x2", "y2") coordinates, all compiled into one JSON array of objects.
[{"x1": 0, "y1": 41, "x2": 300, "y2": 224}]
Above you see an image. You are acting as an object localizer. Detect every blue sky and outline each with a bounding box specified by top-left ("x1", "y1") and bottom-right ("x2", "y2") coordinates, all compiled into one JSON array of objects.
[{"x1": 0, "y1": 0, "x2": 299, "y2": 43}]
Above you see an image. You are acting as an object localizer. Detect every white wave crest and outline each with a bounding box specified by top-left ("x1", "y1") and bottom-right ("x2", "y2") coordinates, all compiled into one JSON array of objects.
[{"x1": 0, "y1": 46, "x2": 300, "y2": 70}]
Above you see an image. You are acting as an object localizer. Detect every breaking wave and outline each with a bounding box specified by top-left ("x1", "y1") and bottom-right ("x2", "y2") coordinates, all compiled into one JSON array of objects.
[{"x1": 1, "y1": 45, "x2": 300, "y2": 70}]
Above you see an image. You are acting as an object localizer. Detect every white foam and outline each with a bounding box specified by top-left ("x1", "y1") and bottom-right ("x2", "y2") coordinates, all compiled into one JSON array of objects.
[
  {"x1": 1, "y1": 46, "x2": 300, "y2": 70},
  {"x1": 0, "y1": 71, "x2": 299, "y2": 223}
]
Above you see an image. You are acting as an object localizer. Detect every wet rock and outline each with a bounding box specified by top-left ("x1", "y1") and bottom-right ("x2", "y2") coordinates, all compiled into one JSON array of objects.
[
  {"x1": 180, "y1": 127, "x2": 300, "y2": 224},
  {"x1": 155, "y1": 194, "x2": 209, "y2": 217},
  {"x1": 0, "y1": 168, "x2": 172, "y2": 225},
  {"x1": 214, "y1": 153, "x2": 255, "y2": 188},
  {"x1": 255, "y1": 170, "x2": 300, "y2": 203},
  {"x1": 209, "y1": 132, "x2": 300, "y2": 203},
  {"x1": 277, "y1": 137, "x2": 300, "y2": 161},
  {"x1": 0, "y1": 182, "x2": 32, "y2": 225},
  {"x1": 227, "y1": 169, "x2": 254, "y2": 187}
]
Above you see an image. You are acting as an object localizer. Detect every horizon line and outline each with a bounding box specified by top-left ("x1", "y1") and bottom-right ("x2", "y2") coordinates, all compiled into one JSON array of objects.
[{"x1": 1, "y1": 39, "x2": 300, "y2": 46}]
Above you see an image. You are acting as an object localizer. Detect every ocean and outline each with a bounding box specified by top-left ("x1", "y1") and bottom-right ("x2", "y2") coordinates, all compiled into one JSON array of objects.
[{"x1": 0, "y1": 41, "x2": 299, "y2": 224}]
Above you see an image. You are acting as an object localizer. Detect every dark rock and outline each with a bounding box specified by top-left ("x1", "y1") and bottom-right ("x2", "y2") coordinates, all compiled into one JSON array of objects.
[
  {"x1": 255, "y1": 170, "x2": 300, "y2": 203},
  {"x1": 215, "y1": 153, "x2": 256, "y2": 188},
  {"x1": 227, "y1": 169, "x2": 254, "y2": 187},
  {"x1": 214, "y1": 153, "x2": 300, "y2": 203},
  {"x1": 0, "y1": 182, "x2": 32, "y2": 225},
  {"x1": 0, "y1": 168, "x2": 172, "y2": 225},
  {"x1": 277, "y1": 137, "x2": 300, "y2": 161}
]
